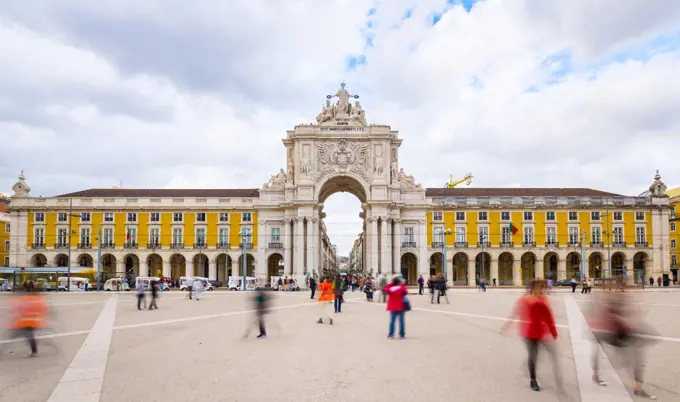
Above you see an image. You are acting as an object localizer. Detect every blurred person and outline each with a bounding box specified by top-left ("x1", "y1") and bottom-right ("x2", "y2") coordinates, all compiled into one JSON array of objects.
[
  {"x1": 378, "y1": 275, "x2": 388, "y2": 303},
  {"x1": 289, "y1": 277, "x2": 296, "y2": 291},
  {"x1": 316, "y1": 278, "x2": 334, "y2": 325},
  {"x1": 480, "y1": 277, "x2": 487, "y2": 292},
  {"x1": 186, "y1": 279, "x2": 193, "y2": 300},
  {"x1": 501, "y1": 279, "x2": 561, "y2": 393},
  {"x1": 136, "y1": 279, "x2": 146, "y2": 310},
  {"x1": 243, "y1": 289, "x2": 270, "y2": 339},
  {"x1": 333, "y1": 275, "x2": 345, "y2": 313},
  {"x1": 588, "y1": 287, "x2": 657, "y2": 399},
  {"x1": 493, "y1": 278, "x2": 497, "y2": 287},
  {"x1": 546, "y1": 278, "x2": 553, "y2": 293},
  {"x1": 309, "y1": 276, "x2": 317, "y2": 299},
  {"x1": 5, "y1": 293, "x2": 49, "y2": 357},
  {"x1": 649, "y1": 276, "x2": 653, "y2": 286},
  {"x1": 193, "y1": 278, "x2": 204, "y2": 301},
  {"x1": 437, "y1": 274, "x2": 450, "y2": 304},
  {"x1": 571, "y1": 276, "x2": 578, "y2": 293},
  {"x1": 284, "y1": 277, "x2": 289, "y2": 291},
  {"x1": 417, "y1": 275, "x2": 424, "y2": 295},
  {"x1": 656, "y1": 277, "x2": 661, "y2": 287},
  {"x1": 428, "y1": 275, "x2": 435, "y2": 303},
  {"x1": 384, "y1": 275, "x2": 408, "y2": 339},
  {"x1": 149, "y1": 280, "x2": 159, "y2": 310},
  {"x1": 364, "y1": 278, "x2": 374, "y2": 302}
]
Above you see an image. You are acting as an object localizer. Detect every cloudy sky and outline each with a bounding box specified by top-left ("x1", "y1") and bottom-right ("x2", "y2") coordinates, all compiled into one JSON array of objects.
[{"x1": 2, "y1": 0, "x2": 680, "y2": 255}]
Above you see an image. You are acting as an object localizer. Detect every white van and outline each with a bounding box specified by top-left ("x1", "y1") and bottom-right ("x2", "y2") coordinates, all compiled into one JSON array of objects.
[
  {"x1": 58, "y1": 276, "x2": 89, "y2": 291},
  {"x1": 104, "y1": 278, "x2": 130, "y2": 291},
  {"x1": 228, "y1": 276, "x2": 261, "y2": 291},
  {"x1": 179, "y1": 276, "x2": 214, "y2": 291},
  {"x1": 0, "y1": 278, "x2": 12, "y2": 291},
  {"x1": 135, "y1": 276, "x2": 162, "y2": 291}
]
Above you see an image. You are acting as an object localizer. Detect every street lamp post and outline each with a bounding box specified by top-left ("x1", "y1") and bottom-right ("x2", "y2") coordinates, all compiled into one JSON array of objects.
[
  {"x1": 240, "y1": 229, "x2": 247, "y2": 291},
  {"x1": 480, "y1": 234, "x2": 488, "y2": 283},
  {"x1": 442, "y1": 228, "x2": 452, "y2": 279},
  {"x1": 96, "y1": 225, "x2": 101, "y2": 291}
]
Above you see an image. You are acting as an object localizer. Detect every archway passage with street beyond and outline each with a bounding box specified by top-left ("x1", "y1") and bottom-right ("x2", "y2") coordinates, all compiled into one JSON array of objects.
[
  {"x1": 430, "y1": 252, "x2": 443, "y2": 276},
  {"x1": 54, "y1": 253, "x2": 68, "y2": 267},
  {"x1": 216, "y1": 254, "x2": 232, "y2": 284},
  {"x1": 31, "y1": 254, "x2": 47, "y2": 268},
  {"x1": 520, "y1": 252, "x2": 536, "y2": 285},
  {"x1": 611, "y1": 252, "x2": 627, "y2": 279},
  {"x1": 452, "y1": 252, "x2": 468, "y2": 285},
  {"x1": 544, "y1": 252, "x2": 558, "y2": 280},
  {"x1": 589, "y1": 252, "x2": 603, "y2": 279},
  {"x1": 475, "y1": 252, "x2": 491, "y2": 285},
  {"x1": 170, "y1": 254, "x2": 186, "y2": 280},
  {"x1": 317, "y1": 174, "x2": 369, "y2": 278},
  {"x1": 238, "y1": 254, "x2": 256, "y2": 277},
  {"x1": 101, "y1": 254, "x2": 116, "y2": 275},
  {"x1": 566, "y1": 252, "x2": 581, "y2": 279},
  {"x1": 124, "y1": 254, "x2": 139, "y2": 279},
  {"x1": 267, "y1": 253, "x2": 284, "y2": 280},
  {"x1": 193, "y1": 254, "x2": 209, "y2": 277},
  {"x1": 633, "y1": 251, "x2": 649, "y2": 284},
  {"x1": 78, "y1": 254, "x2": 93, "y2": 268},
  {"x1": 147, "y1": 254, "x2": 162, "y2": 277},
  {"x1": 401, "y1": 253, "x2": 417, "y2": 285}
]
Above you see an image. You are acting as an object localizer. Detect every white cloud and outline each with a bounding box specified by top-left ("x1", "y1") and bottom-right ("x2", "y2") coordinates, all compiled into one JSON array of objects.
[{"x1": 1, "y1": 0, "x2": 679, "y2": 253}]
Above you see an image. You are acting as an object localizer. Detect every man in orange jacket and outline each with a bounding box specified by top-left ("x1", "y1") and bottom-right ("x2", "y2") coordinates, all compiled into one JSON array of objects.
[
  {"x1": 316, "y1": 278, "x2": 334, "y2": 325},
  {"x1": 6, "y1": 294, "x2": 48, "y2": 357}
]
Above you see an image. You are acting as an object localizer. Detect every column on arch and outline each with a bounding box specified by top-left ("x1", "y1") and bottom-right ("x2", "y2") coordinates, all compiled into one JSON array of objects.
[
  {"x1": 370, "y1": 217, "x2": 379, "y2": 274},
  {"x1": 305, "y1": 217, "x2": 314, "y2": 276},
  {"x1": 467, "y1": 257, "x2": 476, "y2": 286},
  {"x1": 139, "y1": 260, "x2": 148, "y2": 277},
  {"x1": 116, "y1": 260, "x2": 126, "y2": 277},
  {"x1": 490, "y1": 257, "x2": 498, "y2": 284},
  {"x1": 445, "y1": 249, "x2": 454, "y2": 284},
  {"x1": 209, "y1": 259, "x2": 217, "y2": 280},
  {"x1": 557, "y1": 257, "x2": 567, "y2": 281},
  {"x1": 512, "y1": 256, "x2": 521, "y2": 286},
  {"x1": 230, "y1": 255, "x2": 240, "y2": 281},
  {"x1": 283, "y1": 218, "x2": 292, "y2": 276},
  {"x1": 392, "y1": 219, "x2": 401, "y2": 277},
  {"x1": 535, "y1": 258, "x2": 545, "y2": 279},
  {"x1": 380, "y1": 217, "x2": 389, "y2": 274},
  {"x1": 163, "y1": 260, "x2": 171, "y2": 279},
  {"x1": 418, "y1": 220, "x2": 428, "y2": 277},
  {"x1": 294, "y1": 218, "x2": 304, "y2": 276}
]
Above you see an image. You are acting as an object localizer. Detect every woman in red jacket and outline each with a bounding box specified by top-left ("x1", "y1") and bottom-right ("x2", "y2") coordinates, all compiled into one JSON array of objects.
[
  {"x1": 384, "y1": 276, "x2": 408, "y2": 339},
  {"x1": 501, "y1": 279, "x2": 561, "y2": 392}
]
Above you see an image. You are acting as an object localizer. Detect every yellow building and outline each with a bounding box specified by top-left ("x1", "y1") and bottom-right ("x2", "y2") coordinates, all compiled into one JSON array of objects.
[
  {"x1": 668, "y1": 186, "x2": 680, "y2": 280},
  {"x1": 0, "y1": 196, "x2": 9, "y2": 267}
]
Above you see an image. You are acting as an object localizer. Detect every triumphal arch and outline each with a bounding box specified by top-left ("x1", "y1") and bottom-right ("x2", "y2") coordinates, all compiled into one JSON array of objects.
[{"x1": 258, "y1": 83, "x2": 430, "y2": 281}]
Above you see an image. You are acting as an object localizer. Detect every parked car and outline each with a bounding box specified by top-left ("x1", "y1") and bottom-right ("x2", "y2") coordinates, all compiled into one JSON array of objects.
[
  {"x1": 554, "y1": 279, "x2": 573, "y2": 287},
  {"x1": 209, "y1": 280, "x2": 222, "y2": 288},
  {"x1": 0, "y1": 278, "x2": 12, "y2": 291}
]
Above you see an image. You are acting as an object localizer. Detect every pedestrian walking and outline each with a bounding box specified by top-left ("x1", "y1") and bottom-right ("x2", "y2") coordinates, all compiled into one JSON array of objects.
[
  {"x1": 437, "y1": 274, "x2": 450, "y2": 304},
  {"x1": 136, "y1": 279, "x2": 147, "y2": 310},
  {"x1": 364, "y1": 279, "x2": 374, "y2": 302},
  {"x1": 5, "y1": 293, "x2": 49, "y2": 357},
  {"x1": 571, "y1": 277, "x2": 577, "y2": 293},
  {"x1": 501, "y1": 279, "x2": 561, "y2": 393},
  {"x1": 316, "y1": 278, "x2": 334, "y2": 325},
  {"x1": 493, "y1": 278, "x2": 497, "y2": 287},
  {"x1": 378, "y1": 275, "x2": 388, "y2": 303},
  {"x1": 384, "y1": 276, "x2": 408, "y2": 339},
  {"x1": 149, "y1": 280, "x2": 159, "y2": 310},
  {"x1": 309, "y1": 276, "x2": 317, "y2": 299},
  {"x1": 428, "y1": 275, "x2": 435, "y2": 303},
  {"x1": 657, "y1": 277, "x2": 662, "y2": 287},
  {"x1": 333, "y1": 275, "x2": 345, "y2": 313},
  {"x1": 649, "y1": 276, "x2": 654, "y2": 287},
  {"x1": 277, "y1": 277, "x2": 284, "y2": 292},
  {"x1": 193, "y1": 278, "x2": 204, "y2": 301},
  {"x1": 186, "y1": 278, "x2": 193, "y2": 300},
  {"x1": 417, "y1": 275, "x2": 424, "y2": 295},
  {"x1": 480, "y1": 277, "x2": 487, "y2": 292},
  {"x1": 243, "y1": 289, "x2": 270, "y2": 339}
]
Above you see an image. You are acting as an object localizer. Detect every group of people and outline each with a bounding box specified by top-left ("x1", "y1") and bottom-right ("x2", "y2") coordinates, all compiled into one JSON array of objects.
[{"x1": 136, "y1": 279, "x2": 161, "y2": 310}]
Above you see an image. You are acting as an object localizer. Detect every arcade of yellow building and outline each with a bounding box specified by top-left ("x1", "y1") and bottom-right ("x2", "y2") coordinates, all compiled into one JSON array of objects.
[{"x1": 5, "y1": 84, "x2": 674, "y2": 286}]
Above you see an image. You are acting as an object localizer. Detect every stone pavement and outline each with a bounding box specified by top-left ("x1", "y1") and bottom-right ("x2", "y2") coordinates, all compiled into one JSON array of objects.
[{"x1": 0, "y1": 288, "x2": 679, "y2": 402}]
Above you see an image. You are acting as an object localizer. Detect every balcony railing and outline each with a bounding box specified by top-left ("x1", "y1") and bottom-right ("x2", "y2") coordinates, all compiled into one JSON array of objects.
[
  {"x1": 568, "y1": 241, "x2": 580, "y2": 247},
  {"x1": 590, "y1": 242, "x2": 603, "y2": 248},
  {"x1": 523, "y1": 241, "x2": 536, "y2": 247},
  {"x1": 171, "y1": 243, "x2": 184, "y2": 249},
  {"x1": 402, "y1": 242, "x2": 417, "y2": 248},
  {"x1": 124, "y1": 242, "x2": 138, "y2": 249},
  {"x1": 217, "y1": 242, "x2": 230, "y2": 249},
  {"x1": 54, "y1": 243, "x2": 68, "y2": 249},
  {"x1": 193, "y1": 242, "x2": 207, "y2": 249},
  {"x1": 501, "y1": 241, "x2": 513, "y2": 247},
  {"x1": 32, "y1": 243, "x2": 45, "y2": 249},
  {"x1": 635, "y1": 241, "x2": 648, "y2": 248},
  {"x1": 101, "y1": 242, "x2": 115, "y2": 249},
  {"x1": 268, "y1": 242, "x2": 283, "y2": 249},
  {"x1": 431, "y1": 241, "x2": 444, "y2": 248},
  {"x1": 613, "y1": 241, "x2": 626, "y2": 247},
  {"x1": 147, "y1": 242, "x2": 161, "y2": 249},
  {"x1": 455, "y1": 241, "x2": 468, "y2": 248},
  {"x1": 545, "y1": 241, "x2": 559, "y2": 247},
  {"x1": 240, "y1": 242, "x2": 254, "y2": 249},
  {"x1": 78, "y1": 242, "x2": 92, "y2": 249}
]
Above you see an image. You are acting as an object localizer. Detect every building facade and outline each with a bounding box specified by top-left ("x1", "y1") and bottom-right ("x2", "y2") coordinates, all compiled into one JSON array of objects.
[
  {"x1": 6, "y1": 84, "x2": 673, "y2": 286},
  {"x1": 0, "y1": 196, "x2": 9, "y2": 267},
  {"x1": 668, "y1": 187, "x2": 680, "y2": 280}
]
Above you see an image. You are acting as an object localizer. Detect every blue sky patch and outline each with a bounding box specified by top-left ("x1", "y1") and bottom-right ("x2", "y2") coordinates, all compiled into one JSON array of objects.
[{"x1": 346, "y1": 55, "x2": 367, "y2": 70}]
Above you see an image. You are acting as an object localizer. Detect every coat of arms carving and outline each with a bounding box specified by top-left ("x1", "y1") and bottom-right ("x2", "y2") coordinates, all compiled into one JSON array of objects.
[{"x1": 316, "y1": 139, "x2": 369, "y2": 180}]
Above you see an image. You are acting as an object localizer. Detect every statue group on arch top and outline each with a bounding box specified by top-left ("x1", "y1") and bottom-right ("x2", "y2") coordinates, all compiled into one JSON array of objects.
[{"x1": 316, "y1": 82, "x2": 367, "y2": 126}]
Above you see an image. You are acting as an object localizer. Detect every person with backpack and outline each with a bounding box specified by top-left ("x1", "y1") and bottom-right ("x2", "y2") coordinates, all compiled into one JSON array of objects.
[
  {"x1": 417, "y1": 275, "x2": 425, "y2": 295},
  {"x1": 333, "y1": 275, "x2": 345, "y2": 313},
  {"x1": 384, "y1": 276, "x2": 408, "y2": 339}
]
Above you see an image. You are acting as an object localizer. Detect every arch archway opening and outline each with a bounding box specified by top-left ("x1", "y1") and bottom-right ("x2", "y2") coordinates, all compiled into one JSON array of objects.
[
  {"x1": 147, "y1": 254, "x2": 163, "y2": 278},
  {"x1": 452, "y1": 252, "x2": 468, "y2": 285},
  {"x1": 475, "y1": 252, "x2": 491, "y2": 285},
  {"x1": 543, "y1": 252, "x2": 558, "y2": 280},
  {"x1": 54, "y1": 253, "x2": 68, "y2": 268},
  {"x1": 588, "y1": 252, "x2": 603, "y2": 280},
  {"x1": 400, "y1": 253, "x2": 417, "y2": 285},
  {"x1": 31, "y1": 254, "x2": 47, "y2": 268},
  {"x1": 238, "y1": 254, "x2": 256, "y2": 277},
  {"x1": 566, "y1": 252, "x2": 581, "y2": 280},
  {"x1": 78, "y1": 254, "x2": 93, "y2": 268},
  {"x1": 267, "y1": 253, "x2": 284, "y2": 281},
  {"x1": 193, "y1": 254, "x2": 209, "y2": 278},
  {"x1": 318, "y1": 174, "x2": 368, "y2": 278},
  {"x1": 170, "y1": 254, "x2": 186, "y2": 279},
  {"x1": 124, "y1": 254, "x2": 140, "y2": 280},
  {"x1": 520, "y1": 252, "x2": 536, "y2": 286},
  {"x1": 215, "y1": 254, "x2": 232, "y2": 284},
  {"x1": 611, "y1": 252, "x2": 626, "y2": 280},
  {"x1": 101, "y1": 254, "x2": 116, "y2": 275},
  {"x1": 430, "y1": 252, "x2": 443, "y2": 277},
  {"x1": 498, "y1": 252, "x2": 514, "y2": 285},
  {"x1": 633, "y1": 252, "x2": 649, "y2": 284}
]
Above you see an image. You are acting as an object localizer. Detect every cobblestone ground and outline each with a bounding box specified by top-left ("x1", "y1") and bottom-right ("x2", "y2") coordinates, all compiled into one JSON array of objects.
[{"x1": 0, "y1": 288, "x2": 678, "y2": 402}]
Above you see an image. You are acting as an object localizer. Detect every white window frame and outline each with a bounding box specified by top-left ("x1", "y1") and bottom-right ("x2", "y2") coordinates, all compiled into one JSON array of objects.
[
  {"x1": 271, "y1": 227, "x2": 281, "y2": 242},
  {"x1": 127, "y1": 212, "x2": 137, "y2": 223},
  {"x1": 103, "y1": 228, "x2": 114, "y2": 246},
  {"x1": 635, "y1": 226, "x2": 646, "y2": 244},
  {"x1": 126, "y1": 227, "x2": 137, "y2": 244},
  {"x1": 5, "y1": 223, "x2": 9, "y2": 233},
  {"x1": 219, "y1": 212, "x2": 229, "y2": 222},
  {"x1": 455, "y1": 226, "x2": 465, "y2": 243},
  {"x1": 173, "y1": 212, "x2": 183, "y2": 223},
  {"x1": 568, "y1": 227, "x2": 579, "y2": 244},
  {"x1": 80, "y1": 228, "x2": 90, "y2": 246},
  {"x1": 195, "y1": 227, "x2": 206, "y2": 246},
  {"x1": 404, "y1": 227, "x2": 415, "y2": 243},
  {"x1": 172, "y1": 228, "x2": 183, "y2": 245},
  {"x1": 3, "y1": 256, "x2": 8, "y2": 267},
  {"x1": 568, "y1": 211, "x2": 578, "y2": 221},
  {"x1": 196, "y1": 212, "x2": 207, "y2": 223},
  {"x1": 501, "y1": 227, "x2": 511, "y2": 244},
  {"x1": 613, "y1": 226, "x2": 623, "y2": 244},
  {"x1": 523, "y1": 226, "x2": 534, "y2": 244},
  {"x1": 479, "y1": 226, "x2": 489, "y2": 245},
  {"x1": 35, "y1": 212, "x2": 45, "y2": 222},
  {"x1": 671, "y1": 239, "x2": 676, "y2": 249},
  {"x1": 501, "y1": 211, "x2": 510, "y2": 221},
  {"x1": 478, "y1": 211, "x2": 488, "y2": 221},
  {"x1": 671, "y1": 222, "x2": 675, "y2": 232},
  {"x1": 591, "y1": 211, "x2": 601, "y2": 221},
  {"x1": 242, "y1": 227, "x2": 253, "y2": 243},
  {"x1": 57, "y1": 228, "x2": 68, "y2": 247},
  {"x1": 613, "y1": 212, "x2": 622, "y2": 221},
  {"x1": 455, "y1": 212, "x2": 465, "y2": 221},
  {"x1": 242, "y1": 212, "x2": 252, "y2": 222},
  {"x1": 523, "y1": 211, "x2": 533, "y2": 221},
  {"x1": 5, "y1": 240, "x2": 10, "y2": 251},
  {"x1": 546, "y1": 226, "x2": 556, "y2": 244},
  {"x1": 433, "y1": 227, "x2": 443, "y2": 244},
  {"x1": 218, "y1": 228, "x2": 229, "y2": 246},
  {"x1": 591, "y1": 227, "x2": 602, "y2": 244},
  {"x1": 34, "y1": 227, "x2": 45, "y2": 245},
  {"x1": 635, "y1": 211, "x2": 645, "y2": 221},
  {"x1": 150, "y1": 212, "x2": 160, "y2": 223},
  {"x1": 672, "y1": 254, "x2": 677, "y2": 267},
  {"x1": 57, "y1": 212, "x2": 68, "y2": 222},
  {"x1": 546, "y1": 211, "x2": 556, "y2": 221},
  {"x1": 104, "y1": 212, "x2": 114, "y2": 223},
  {"x1": 149, "y1": 228, "x2": 160, "y2": 246},
  {"x1": 80, "y1": 212, "x2": 91, "y2": 222},
  {"x1": 671, "y1": 206, "x2": 675, "y2": 218}
]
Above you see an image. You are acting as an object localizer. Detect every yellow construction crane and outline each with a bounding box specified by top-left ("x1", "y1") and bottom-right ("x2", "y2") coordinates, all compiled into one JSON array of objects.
[{"x1": 445, "y1": 173, "x2": 473, "y2": 188}]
